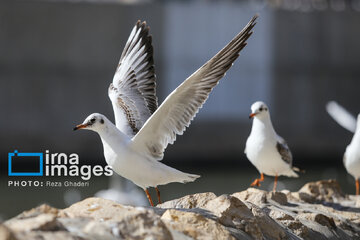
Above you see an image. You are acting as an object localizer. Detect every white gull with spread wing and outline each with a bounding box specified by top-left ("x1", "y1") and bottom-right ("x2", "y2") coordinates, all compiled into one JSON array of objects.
[
  {"x1": 74, "y1": 16, "x2": 257, "y2": 205},
  {"x1": 326, "y1": 101, "x2": 360, "y2": 195}
]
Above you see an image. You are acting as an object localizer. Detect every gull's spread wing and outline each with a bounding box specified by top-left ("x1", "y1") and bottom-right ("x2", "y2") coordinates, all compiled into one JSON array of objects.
[
  {"x1": 326, "y1": 101, "x2": 356, "y2": 133},
  {"x1": 109, "y1": 20, "x2": 158, "y2": 137},
  {"x1": 131, "y1": 15, "x2": 258, "y2": 160}
]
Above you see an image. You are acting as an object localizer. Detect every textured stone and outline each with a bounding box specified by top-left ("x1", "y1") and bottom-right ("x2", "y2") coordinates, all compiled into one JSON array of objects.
[
  {"x1": 269, "y1": 208, "x2": 294, "y2": 221},
  {"x1": 3, "y1": 180, "x2": 360, "y2": 240},
  {"x1": 0, "y1": 224, "x2": 17, "y2": 240},
  {"x1": 298, "y1": 179, "x2": 345, "y2": 203},
  {"x1": 203, "y1": 194, "x2": 262, "y2": 240},
  {"x1": 251, "y1": 205, "x2": 287, "y2": 240},
  {"x1": 232, "y1": 188, "x2": 267, "y2": 206},
  {"x1": 5, "y1": 214, "x2": 61, "y2": 232},
  {"x1": 268, "y1": 192, "x2": 288, "y2": 205},
  {"x1": 14, "y1": 231, "x2": 84, "y2": 240},
  {"x1": 14, "y1": 204, "x2": 59, "y2": 219},
  {"x1": 157, "y1": 192, "x2": 217, "y2": 209},
  {"x1": 60, "y1": 198, "x2": 172, "y2": 240},
  {"x1": 161, "y1": 209, "x2": 235, "y2": 240},
  {"x1": 313, "y1": 213, "x2": 337, "y2": 229}
]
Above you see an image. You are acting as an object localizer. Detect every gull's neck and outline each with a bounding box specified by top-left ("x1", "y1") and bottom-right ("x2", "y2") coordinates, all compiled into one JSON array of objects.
[
  {"x1": 251, "y1": 114, "x2": 276, "y2": 138},
  {"x1": 97, "y1": 120, "x2": 130, "y2": 150}
]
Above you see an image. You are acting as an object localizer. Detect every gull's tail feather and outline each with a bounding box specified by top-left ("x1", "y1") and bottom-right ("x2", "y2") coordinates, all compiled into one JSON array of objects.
[
  {"x1": 293, "y1": 166, "x2": 305, "y2": 174},
  {"x1": 284, "y1": 169, "x2": 299, "y2": 178},
  {"x1": 182, "y1": 173, "x2": 201, "y2": 183}
]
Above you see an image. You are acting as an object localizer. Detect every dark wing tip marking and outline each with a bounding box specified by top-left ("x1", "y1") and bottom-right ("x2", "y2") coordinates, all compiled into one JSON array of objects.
[
  {"x1": 196, "y1": 14, "x2": 258, "y2": 101},
  {"x1": 131, "y1": 20, "x2": 158, "y2": 115},
  {"x1": 113, "y1": 20, "x2": 158, "y2": 135}
]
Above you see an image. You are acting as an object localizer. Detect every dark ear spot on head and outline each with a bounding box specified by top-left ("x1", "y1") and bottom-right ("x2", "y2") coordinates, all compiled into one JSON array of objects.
[{"x1": 100, "y1": 119, "x2": 104, "y2": 124}]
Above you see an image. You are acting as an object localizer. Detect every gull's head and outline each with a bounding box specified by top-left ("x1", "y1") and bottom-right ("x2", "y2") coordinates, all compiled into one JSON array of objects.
[
  {"x1": 73, "y1": 113, "x2": 107, "y2": 132},
  {"x1": 249, "y1": 101, "x2": 269, "y2": 120}
]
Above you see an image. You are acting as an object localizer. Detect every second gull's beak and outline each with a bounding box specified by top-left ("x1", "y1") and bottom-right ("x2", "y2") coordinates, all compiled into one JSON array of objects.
[{"x1": 73, "y1": 123, "x2": 89, "y2": 131}]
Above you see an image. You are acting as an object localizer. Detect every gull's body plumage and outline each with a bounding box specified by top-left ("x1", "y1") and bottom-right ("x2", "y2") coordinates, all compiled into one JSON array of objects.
[
  {"x1": 246, "y1": 116, "x2": 298, "y2": 177},
  {"x1": 93, "y1": 115, "x2": 199, "y2": 189},
  {"x1": 75, "y1": 16, "x2": 257, "y2": 205},
  {"x1": 344, "y1": 119, "x2": 360, "y2": 180}
]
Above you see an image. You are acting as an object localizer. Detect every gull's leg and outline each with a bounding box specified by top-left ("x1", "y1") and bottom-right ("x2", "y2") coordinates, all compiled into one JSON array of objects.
[
  {"x1": 273, "y1": 174, "x2": 278, "y2": 192},
  {"x1": 145, "y1": 189, "x2": 154, "y2": 206},
  {"x1": 250, "y1": 173, "x2": 264, "y2": 187},
  {"x1": 356, "y1": 178, "x2": 359, "y2": 195},
  {"x1": 155, "y1": 187, "x2": 162, "y2": 204}
]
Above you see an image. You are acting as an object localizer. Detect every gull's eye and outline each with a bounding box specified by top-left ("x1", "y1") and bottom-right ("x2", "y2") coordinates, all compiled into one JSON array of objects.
[
  {"x1": 90, "y1": 118, "x2": 96, "y2": 123},
  {"x1": 259, "y1": 107, "x2": 263, "y2": 111},
  {"x1": 100, "y1": 119, "x2": 104, "y2": 124}
]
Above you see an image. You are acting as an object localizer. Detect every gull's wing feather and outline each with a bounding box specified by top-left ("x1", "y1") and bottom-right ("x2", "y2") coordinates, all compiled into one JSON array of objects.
[
  {"x1": 276, "y1": 135, "x2": 292, "y2": 166},
  {"x1": 130, "y1": 15, "x2": 257, "y2": 160},
  {"x1": 109, "y1": 20, "x2": 158, "y2": 137},
  {"x1": 326, "y1": 101, "x2": 356, "y2": 133}
]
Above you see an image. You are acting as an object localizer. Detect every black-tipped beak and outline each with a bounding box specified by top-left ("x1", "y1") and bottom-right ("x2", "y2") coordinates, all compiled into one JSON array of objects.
[
  {"x1": 73, "y1": 123, "x2": 88, "y2": 131},
  {"x1": 249, "y1": 113, "x2": 257, "y2": 119}
]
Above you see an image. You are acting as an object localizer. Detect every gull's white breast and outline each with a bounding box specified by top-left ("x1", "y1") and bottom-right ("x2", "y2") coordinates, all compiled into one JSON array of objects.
[
  {"x1": 344, "y1": 140, "x2": 360, "y2": 179},
  {"x1": 246, "y1": 134, "x2": 290, "y2": 176}
]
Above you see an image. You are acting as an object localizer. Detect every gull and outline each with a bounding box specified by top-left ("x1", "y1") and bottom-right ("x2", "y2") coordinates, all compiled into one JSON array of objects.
[
  {"x1": 74, "y1": 16, "x2": 257, "y2": 206},
  {"x1": 326, "y1": 101, "x2": 360, "y2": 195},
  {"x1": 245, "y1": 101, "x2": 299, "y2": 192}
]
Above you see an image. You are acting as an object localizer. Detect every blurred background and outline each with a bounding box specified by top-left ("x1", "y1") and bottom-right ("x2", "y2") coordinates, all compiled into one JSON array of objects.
[{"x1": 1, "y1": 0, "x2": 360, "y2": 219}]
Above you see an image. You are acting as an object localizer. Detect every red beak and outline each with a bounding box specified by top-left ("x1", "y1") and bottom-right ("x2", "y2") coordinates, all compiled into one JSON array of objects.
[
  {"x1": 249, "y1": 113, "x2": 257, "y2": 119},
  {"x1": 73, "y1": 123, "x2": 88, "y2": 131}
]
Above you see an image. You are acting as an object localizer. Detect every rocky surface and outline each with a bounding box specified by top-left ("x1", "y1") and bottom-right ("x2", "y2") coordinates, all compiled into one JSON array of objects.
[{"x1": 2, "y1": 179, "x2": 360, "y2": 240}]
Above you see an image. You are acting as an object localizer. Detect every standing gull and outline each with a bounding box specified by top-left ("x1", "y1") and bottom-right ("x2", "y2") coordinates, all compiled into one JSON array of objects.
[
  {"x1": 74, "y1": 16, "x2": 258, "y2": 206},
  {"x1": 245, "y1": 101, "x2": 299, "y2": 192},
  {"x1": 326, "y1": 101, "x2": 360, "y2": 195}
]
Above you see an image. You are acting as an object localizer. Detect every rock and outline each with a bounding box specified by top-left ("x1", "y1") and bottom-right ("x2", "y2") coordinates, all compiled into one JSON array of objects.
[
  {"x1": 111, "y1": 210, "x2": 172, "y2": 240},
  {"x1": 60, "y1": 197, "x2": 172, "y2": 240},
  {"x1": 250, "y1": 205, "x2": 288, "y2": 240},
  {"x1": 3, "y1": 179, "x2": 360, "y2": 240},
  {"x1": 297, "y1": 179, "x2": 345, "y2": 203},
  {"x1": 59, "y1": 197, "x2": 132, "y2": 220},
  {"x1": 269, "y1": 208, "x2": 294, "y2": 221},
  {"x1": 0, "y1": 224, "x2": 17, "y2": 240},
  {"x1": 313, "y1": 213, "x2": 337, "y2": 229},
  {"x1": 268, "y1": 192, "x2": 288, "y2": 205},
  {"x1": 157, "y1": 192, "x2": 217, "y2": 209},
  {"x1": 14, "y1": 231, "x2": 85, "y2": 240},
  {"x1": 13, "y1": 204, "x2": 59, "y2": 219},
  {"x1": 5, "y1": 214, "x2": 61, "y2": 232},
  {"x1": 161, "y1": 209, "x2": 235, "y2": 240},
  {"x1": 203, "y1": 194, "x2": 262, "y2": 240},
  {"x1": 232, "y1": 188, "x2": 288, "y2": 206},
  {"x1": 232, "y1": 188, "x2": 267, "y2": 206},
  {"x1": 281, "y1": 219, "x2": 315, "y2": 239}
]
